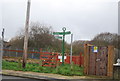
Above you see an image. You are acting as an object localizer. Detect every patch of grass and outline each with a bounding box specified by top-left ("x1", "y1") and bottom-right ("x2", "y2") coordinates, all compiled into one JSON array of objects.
[
  {"x1": 2, "y1": 60, "x2": 84, "y2": 76},
  {"x1": 53, "y1": 64, "x2": 83, "y2": 76}
]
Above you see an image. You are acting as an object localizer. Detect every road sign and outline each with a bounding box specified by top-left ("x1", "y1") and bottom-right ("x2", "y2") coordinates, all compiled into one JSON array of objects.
[
  {"x1": 55, "y1": 36, "x2": 62, "y2": 39},
  {"x1": 92, "y1": 46, "x2": 98, "y2": 53},
  {"x1": 53, "y1": 27, "x2": 71, "y2": 65},
  {"x1": 53, "y1": 32, "x2": 64, "y2": 35},
  {"x1": 53, "y1": 31, "x2": 71, "y2": 35},
  {"x1": 64, "y1": 31, "x2": 71, "y2": 35},
  {"x1": 58, "y1": 56, "x2": 66, "y2": 62}
]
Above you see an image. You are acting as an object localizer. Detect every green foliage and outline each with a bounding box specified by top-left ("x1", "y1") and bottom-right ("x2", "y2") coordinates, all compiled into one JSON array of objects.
[
  {"x1": 18, "y1": 58, "x2": 22, "y2": 69},
  {"x1": 52, "y1": 64, "x2": 83, "y2": 76},
  {"x1": 2, "y1": 60, "x2": 83, "y2": 76}
]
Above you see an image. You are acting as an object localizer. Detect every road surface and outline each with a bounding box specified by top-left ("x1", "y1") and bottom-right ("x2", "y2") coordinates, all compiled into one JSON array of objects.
[
  {"x1": 1, "y1": 75, "x2": 69, "y2": 81},
  {"x1": 1, "y1": 75, "x2": 118, "y2": 81}
]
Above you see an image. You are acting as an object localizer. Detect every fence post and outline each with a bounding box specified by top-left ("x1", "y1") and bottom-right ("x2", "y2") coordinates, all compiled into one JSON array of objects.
[
  {"x1": 80, "y1": 53, "x2": 82, "y2": 67},
  {"x1": 16, "y1": 48, "x2": 18, "y2": 57},
  {"x1": 39, "y1": 48, "x2": 42, "y2": 66},
  {"x1": 8, "y1": 48, "x2": 10, "y2": 57},
  {"x1": 56, "y1": 52, "x2": 58, "y2": 67},
  {"x1": 84, "y1": 44, "x2": 89, "y2": 75},
  {"x1": 107, "y1": 46, "x2": 115, "y2": 77},
  {"x1": 52, "y1": 52, "x2": 54, "y2": 66},
  {"x1": 40, "y1": 48, "x2": 42, "y2": 59},
  {"x1": 32, "y1": 49, "x2": 34, "y2": 59}
]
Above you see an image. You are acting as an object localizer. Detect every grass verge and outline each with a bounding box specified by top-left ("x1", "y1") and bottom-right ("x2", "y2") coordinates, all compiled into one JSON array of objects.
[{"x1": 2, "y1": 60, "x2": 84, "y2": 76}]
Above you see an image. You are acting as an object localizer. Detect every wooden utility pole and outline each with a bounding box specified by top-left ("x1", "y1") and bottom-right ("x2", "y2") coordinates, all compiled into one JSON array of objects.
[
  {"x1": 1, "y1": 28, "x2": 4, "y2": 60},
  {"x1": 0, "y1": 28, "x2": 4, "y2": 80},
  {"x1": 2, "y1": 28, "x2": 4, "y2": 41},
  {"x1": 22, "y1": 0, "x2": 31, "y2": 68},
  {"x1": 1, "y1": 28, "x2": 4, "y2": 53}
]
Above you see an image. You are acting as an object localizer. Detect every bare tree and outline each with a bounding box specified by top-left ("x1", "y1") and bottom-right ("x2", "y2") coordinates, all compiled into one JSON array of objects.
[
  {"x1": 91, "y1": 32, "x2": 120, "y2": 49},
  {"x1": 9, "y1": 22, "x2": 66, "y2": 52}
]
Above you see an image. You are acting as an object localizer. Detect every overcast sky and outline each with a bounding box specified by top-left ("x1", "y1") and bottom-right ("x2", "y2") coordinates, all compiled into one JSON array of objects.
[{"x1": 1, "y1": 0, "x2": 119, "y2": 43}]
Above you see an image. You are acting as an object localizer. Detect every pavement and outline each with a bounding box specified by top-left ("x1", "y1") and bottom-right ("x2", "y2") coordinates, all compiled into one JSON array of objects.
[
  {"x1": 2, "y1": 70, "x2": 87, "y2": 80},
  {"x1": 2, "y1": 75, "x2": 51, "y2": 81},
  {"x1": 1, "y1": 70, "x2": 117, "y2": 81}
]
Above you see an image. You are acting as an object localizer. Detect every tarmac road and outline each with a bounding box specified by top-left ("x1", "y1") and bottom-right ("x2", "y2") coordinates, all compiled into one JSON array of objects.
[
  {"x1": 1, "y1": 75, "x2": 69, "y2": 81},
  {"x1": 2, "y1": 75, "x2": 29, "y2": 79},
  {"x1": 1, "y1": 75, "x2": 119, "y2": 81}
]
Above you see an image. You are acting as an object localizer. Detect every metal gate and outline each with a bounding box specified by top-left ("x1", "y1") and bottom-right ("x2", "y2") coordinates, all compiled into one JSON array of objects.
[{"x1": 84, "y1": 44, "x2": 115, "y2": 76}]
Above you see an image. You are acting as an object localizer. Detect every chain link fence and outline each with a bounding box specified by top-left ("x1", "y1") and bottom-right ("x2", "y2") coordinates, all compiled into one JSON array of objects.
[{"x1": 3, "y1": 48, "x2": 44, "y2": 59}]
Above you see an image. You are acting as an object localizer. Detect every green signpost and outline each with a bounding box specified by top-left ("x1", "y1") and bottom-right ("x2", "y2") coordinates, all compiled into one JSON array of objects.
[
  {"x1": 55, "y1": 36, "x2": 62, "y2": 39},
  {"x1": 53, "y1": 31, "x2": 71, "y2": 35},
  {"x1": 53, "y1": 27, "x2": 71, "y2": 65}
]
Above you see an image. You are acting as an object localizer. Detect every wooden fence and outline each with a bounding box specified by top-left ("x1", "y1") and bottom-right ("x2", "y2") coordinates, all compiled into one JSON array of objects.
[
  {"x1": 65, "y1": 53, "x2": 84, "y2": 66},
  {"x1": 84, "y1": 44, "x2": 115, "y2": 77},
  {"x1": 40, "y1": 52, "x2": 59, "y2": 67}
]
